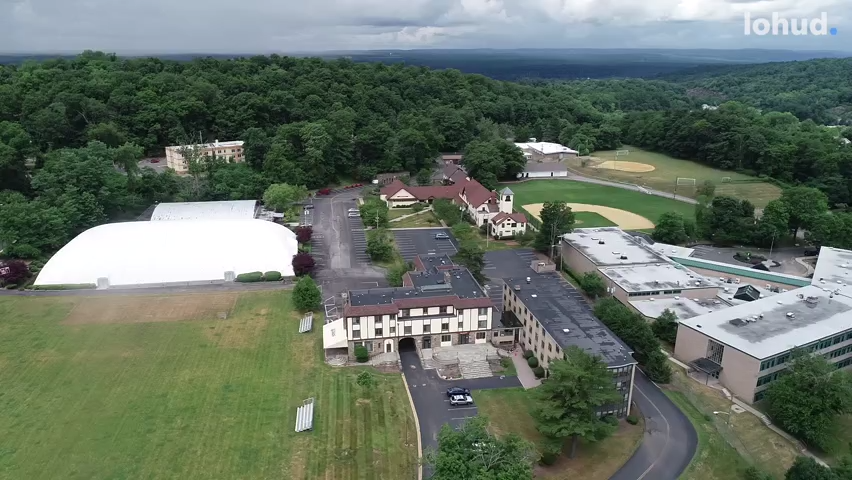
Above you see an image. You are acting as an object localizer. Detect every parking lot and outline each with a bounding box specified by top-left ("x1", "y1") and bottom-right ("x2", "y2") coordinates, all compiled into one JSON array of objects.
[
  {"x1": 393, "y1": 228, "x2": 459, "y2": 262},
  {"x1": 345, "y1": 202, "x2": 372, "y2": 266}
]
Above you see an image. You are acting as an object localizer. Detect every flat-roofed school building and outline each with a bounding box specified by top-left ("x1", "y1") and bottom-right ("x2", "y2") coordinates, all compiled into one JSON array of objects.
[
  {"x1": 675, "y1": 285, "x2": 852, "y2": 403},
  {"x1": 503, "y1": 270, "x2": 637, "y2": 417}
]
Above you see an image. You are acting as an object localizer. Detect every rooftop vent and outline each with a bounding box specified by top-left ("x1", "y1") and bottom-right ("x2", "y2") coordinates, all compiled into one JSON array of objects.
[
  {"x1": 531, "y1": 294, "x2": 537, "y2": 298},
  {"x1": 613, "y1": 251, "x2": 620, "y2": 255},
  {"x1": 786, "y1": 312, "x2": 795, "y2": 318},
  {"x1": 599, "y1": 240, "x2": 605, "y2": 244},
  {"x1": 620, "y1": 255, "x2": 628, "y2": 260},
  {"x1": 563, "y1": 328, "x2": 570, "y2": 333},
  {"x1": 729, "y1": 318, "x2": 747, "y2": 327}
]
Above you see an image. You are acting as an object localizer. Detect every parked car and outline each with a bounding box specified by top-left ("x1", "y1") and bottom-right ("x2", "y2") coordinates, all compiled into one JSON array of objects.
[
  {"x1": 446, "y1": 386, "x2": 471, "y2": 397},
  {"x1": 317, "y1": 188, "x2": 331, "y2": 195},
  {"x1": 303, "y1": 204, "x2": 314, "y2": 209},
  {"x1": 149, "y1": 158, "x2": 160, "y2": 163},
  {"x1": 435, "y1": 232, "x2": 449, "y2": 239},
  {"x1": 449, "y1": 394, "x2": 474, "y2": 406},
  {"x1": 347, "y1": 212, "x2": 360, "y2": 217}
]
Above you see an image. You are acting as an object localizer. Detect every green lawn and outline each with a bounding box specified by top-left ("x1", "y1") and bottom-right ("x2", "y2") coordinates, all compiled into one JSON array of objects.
[
  {"x1": 388, "y1": 211, "x2": 441, "y2": 228},
  {"x1": 0, "y1": 293, "x2": 417, "y2": 480},
  {"x1": 574, "y1": 212, "x2": 617, "y2": 228},
  {"x1": 473, "y1": 388, "x2": 644, "y2": 480},
  {"x1": 580, "y1": 146, "x2": 782, "y2": 207},
  {"x1": 388, "y1": 208, "x2": 413, "y2": 220},
  {"x1": 506, "y1": 180, "x2": 695, "y2": 225},
  {"x1": 664, "y1": 391, "x2": 753, "y2": 480}
]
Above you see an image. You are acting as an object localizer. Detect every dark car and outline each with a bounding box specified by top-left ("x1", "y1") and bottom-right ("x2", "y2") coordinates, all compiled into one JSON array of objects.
[
  {"x1": 435, "y1": 232, "x2": 449, "y2": 239},
  {"x1": 446, "y1": 386, "x2": 470, "y2": 397},
  {"x1": 804, "y1": 247, "x2": 820, "y2": 257},
  {"x1": 303, "y1": 204, "x2": 314, "y2": 209}
]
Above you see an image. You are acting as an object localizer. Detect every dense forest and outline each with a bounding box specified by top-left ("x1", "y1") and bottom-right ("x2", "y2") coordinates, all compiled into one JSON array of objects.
[
  {"x1": 660, "y1": 58, "x2": 852, "y2": 125},
  {"x1": 0, "y1": 52, "x2": 850, "y2": 259}
]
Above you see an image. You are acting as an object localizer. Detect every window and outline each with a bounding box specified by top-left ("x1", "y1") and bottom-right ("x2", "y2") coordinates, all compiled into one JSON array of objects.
[
  {"x1": 423, "y1": 324, "x2": 431, "y2": 334},
  {"x1": 458, "y1": 320, "x2": 464, "y2": 329},
  {"x1": 478, "y1": 308, "x2": 488, "y2": 315},
  {"x1": 478, "y1": 320, "x2": 487, "y2": 329},
  {"x1": 555, "y1": 346, "x2": 560, "y2": 355},
  {"x1": 404, "y1": 325, "x2": 412, "y2": 335},
  {"x1": 441, "y1": 334, "x2": 451, "y2": 342},
  {"x1": 390, "y1": 326, "x2": 396, "y2": 334},
  {"x1": 475, "y1": 332, "x2": 486, "y2": 340},
  {"x1": 375, "y1": 328, "x2": 383, "y2": 336},
  {"x1": 401, "y1": 309, "x2": 410, "y2": 317},
  {"x1": 439, "y1": 306, "x2": 448, "y2": 314},
  {"x1": 352, "y1": 317, "x2": 360, "y2": 325},
  {"x1": 441, "y1": 321, "x2": 449, "y2": 332},
  {"x1": 352, "y1": 330, "x2": 361, "y2": 339},
  {"x1": 390, "y1": 314, "x2": 397, "y2": 320},
  {"x1": 548, "y1": 343, "x2": 552, "y2": 352}
]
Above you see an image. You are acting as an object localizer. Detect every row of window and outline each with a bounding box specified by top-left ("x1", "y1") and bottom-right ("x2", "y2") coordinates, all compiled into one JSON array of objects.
[
  {"x1": 627, "y1": 289, "x2": 682, "y2": 297},
  {"x1": 827, "y1": 345, "x2": 852, "y2": 359},
  {"x1": 760, "y1": 330, "x2": 852, "y2": 371},
  {"x1": 351, "y1": 307, "x2": 489, "y2": 323},
  {"x1": 756, "y1": 370, "x2": 785, "y2": 387},
  {"x1": 351, "y1": 321, "x2": 490, "y2": 338}
]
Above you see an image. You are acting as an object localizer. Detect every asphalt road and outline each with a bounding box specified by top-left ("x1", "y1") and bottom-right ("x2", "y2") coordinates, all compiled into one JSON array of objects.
[
  {"x1": 610, "y1": 372, "x2": 698, "y2": 480},
  {"x1": 392, "y1": 228, "x2": 459, "y2": 262},
  {"x1": 399, "y1": 347, "x2": 521, "y2": 477}
]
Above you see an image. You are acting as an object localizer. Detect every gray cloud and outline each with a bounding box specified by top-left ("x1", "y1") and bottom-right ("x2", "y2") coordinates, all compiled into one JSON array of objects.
[{"x1": 1, "y1": 0, "x2": 850, "y2": 53}]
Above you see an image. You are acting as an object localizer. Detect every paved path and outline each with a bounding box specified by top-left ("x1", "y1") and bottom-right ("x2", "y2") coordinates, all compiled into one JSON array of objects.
[
  {"x1": 509, "y1": 348, "x2": 541, "y2": 389},
  {"x1": 611, "y1": 372, "x2": 698, "y2": 480}
]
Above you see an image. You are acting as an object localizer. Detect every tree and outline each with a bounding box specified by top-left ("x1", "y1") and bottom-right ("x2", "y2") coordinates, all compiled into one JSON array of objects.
[
  {"x1": 594, "y1": 298, "x2": 671, "y2": 383},
  {"x1": 366, "y1": 229, "x2": 394, "y2": 262},
  {"x1": 696, "y1": 180, "x2": 716, "y2": 199},
  {"x1": 0, "y1": 192, "x2": 69, "y2": 257},
  {"x1": 359, "y1": 197, "x2": 389, "y2": 228},
  {"x1": 0, "y1": 260, "x2": 29, "y2": 285},
  {"x1": 698, "y1": 196, "x2": 755, "y2": 245},
  {"x1": 652, "y1": 212, "x2": 690, "y2": 244},
  {"x1": 426, "y1": 415, "x2": 536, "y2": 480},
  {"x1": 292, "y1": 252, "x2": 316, "y2": 276},
  {"x1": 356, "y1": 370, "x2": 375, "y2": 388},
  {"x1": 754, "y1": 199, "x2": 790, "y2": 247},
  {"x1": 531, "y1": 346, "x2": 622, "y2": 458},
  {"x1": 454, "y1": 241, "x2": 486, "y2": 283},
  {"x1": 386, "y1": 261, "x2": 414, "y2": 287},
  {"x1": 784, "y1": 456, "x2": 836, "y2": 480},
  {"x1": 292, "y1": 276, "x2": 321, "y2": 312},
  {"x1": 534, "y1": 201, "x2": 575, "y2": 253},
  {"x1": 765, "y1": 352, "x2": 852, "y2": 450},
  {"x1": 651, "y1": 309, "x2": 678, "y2": 345},
  {"x1": 415, "y1": 168, "x2": 433, "y2": 186},
  {"x1": 433, "y1": 199, "x2": 462, "y2": 226},
  {"x1": 780, "y1": 187, "x2": 829, "y2": 240},
  {"x1": 295, "y1": 226, "x2": 312, "y2": 244},
  {"x1": 262, "y1": 183, "x2": 309, "y2": 212},
  {"x1": 579, "y1": 272, "x2": 607, "y2": 298}
]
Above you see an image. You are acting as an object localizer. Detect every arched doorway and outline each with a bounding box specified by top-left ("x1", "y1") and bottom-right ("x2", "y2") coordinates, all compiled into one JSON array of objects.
[{"x1": 399, "y1": 337, "x2": 416, "y2": 352}]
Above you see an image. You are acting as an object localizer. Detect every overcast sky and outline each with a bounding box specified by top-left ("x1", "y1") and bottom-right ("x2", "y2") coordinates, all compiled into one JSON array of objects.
[{"x1": 1, "y1": 0, "x2": 849, "y2": 53}]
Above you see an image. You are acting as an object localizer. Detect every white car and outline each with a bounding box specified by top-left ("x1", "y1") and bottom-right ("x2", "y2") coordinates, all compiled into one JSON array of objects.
[
  {"x1": 347, "y1": 212, "x2": 360, "y2": 217},
  {"x1": 449, "y1": 394, "x2": 474, "y2": 406}
]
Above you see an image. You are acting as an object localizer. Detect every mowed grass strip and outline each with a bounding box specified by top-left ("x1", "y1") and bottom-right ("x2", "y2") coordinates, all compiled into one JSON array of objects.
[
  {"x1": 473, "y1": 388, "x2": 644, "y2": 480},
  {"x1": 582, "y1": 146, "x2": 782, "y2": 207},
  {"x1": 506, "y1": 180, "x2": 695, "y2": 224},
  {"x1": 0, "y1": 293, "x2": 417, "y2": 480}
]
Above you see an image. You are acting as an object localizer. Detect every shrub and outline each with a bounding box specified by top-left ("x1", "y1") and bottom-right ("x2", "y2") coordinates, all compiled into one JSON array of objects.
[
  {"x1": 539, "y1": 440, "x2": 562, "y2": 466},
  {"x1": 602, "y1": 415, "x2": 619, "y2": 427},
  {"x1": 235, "y1": 271, "x2": 263, "y2": 282},
  {"x1": 264, "y1": 271, "x2": 282, "y2": 281},
  {"x1": 533, "y1": 366, "x2": 545, "y2": 378},
  {"x1": 295, "y1": 226, "x2": 312, "y2": 244},
  {"x1": 354, "y1": 346, "x2": 369, "y2": 363},
  {"x1": 411, "y1": 202, "x2": 425, "y2": 213},
  {"x1": 626, "y1": 414, "x2": 639, "y2": 425},
  {"x1": 527, "y1": 356, "x2": 539, "y2": 368},
  {"x1": 5, "y1": 284, "x2": 18, "y2": 289},
  {"x1": 0, "y1": 259, "x2": 29, "y2": 285},
  {"x1": 523, "y1": 350, "x2": 535, "y2": 359},
  {"x1": 292, "y1": 252, "x2": 316, "y2": 276},
  {"x1": 293, "y1": 276, "x2": 321, "y2": 312}
]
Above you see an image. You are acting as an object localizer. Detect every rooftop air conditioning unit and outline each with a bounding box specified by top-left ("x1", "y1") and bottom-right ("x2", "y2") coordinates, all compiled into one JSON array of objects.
[{"x1": 786, "y1": 312, "x2": 795, "y2": 318}]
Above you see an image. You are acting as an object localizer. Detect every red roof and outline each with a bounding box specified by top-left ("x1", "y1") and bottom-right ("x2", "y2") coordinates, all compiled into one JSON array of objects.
[
  {"x1": 491, "y1": 212, "x2": 528, "y2": 224},
  {"x1": 460, "y1": 180, "x2": 497, "y2": 209},
  {"x1": 380, "y1": 179, "x2": 464, "y2": 202}
]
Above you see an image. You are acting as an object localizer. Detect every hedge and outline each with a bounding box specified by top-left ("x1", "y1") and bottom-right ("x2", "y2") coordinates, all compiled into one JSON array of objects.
[
  {"x1": 626, "y1": 414, "x2": 639, "y2": 425},
  {"x1": 354, "y1": 346, "x2": 369, "y2": 363},
  {"x1": 533, "y1": 366, "x2": 545, "y2": 378},
  {"x1": 527, "y1": 357, "x2": 539, "y2": 368},
  {"x1": 31, "y1": 283, "x2": 96, "y2": 290},
  {"x1": 235, "y1": 271, "x2": 263, "y2": 282},
  {"x1": 264, "y1": 271, "x2": 282, "y2": 281}
]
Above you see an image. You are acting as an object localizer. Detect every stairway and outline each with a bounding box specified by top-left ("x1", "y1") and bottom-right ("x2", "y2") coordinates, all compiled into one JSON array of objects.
[{"x1": 459, "y1": 360, "x2": 493, "y2": 379}]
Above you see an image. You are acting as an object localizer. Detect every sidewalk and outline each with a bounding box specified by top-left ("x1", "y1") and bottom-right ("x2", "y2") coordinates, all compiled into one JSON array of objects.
[{"x1": 510, "y1": 348, "x2": 541, "y2": 389}]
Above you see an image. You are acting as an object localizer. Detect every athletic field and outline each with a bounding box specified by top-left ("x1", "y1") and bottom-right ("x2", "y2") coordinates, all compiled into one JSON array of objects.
[
  {"x1": 0, "y1": 292, "x2": 417, "y2": 480},
  {"x1": 572, "y1": 146, "x2": 782, "y2": 207}
]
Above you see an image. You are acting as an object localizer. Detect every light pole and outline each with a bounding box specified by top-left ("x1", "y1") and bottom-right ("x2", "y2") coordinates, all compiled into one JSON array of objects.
[
  {"x1": 712, "y1": 411, "x2": 731, "y2": 425},
  {"x1": 768, "y1": 231, "x2": 776, "y2": 262}
]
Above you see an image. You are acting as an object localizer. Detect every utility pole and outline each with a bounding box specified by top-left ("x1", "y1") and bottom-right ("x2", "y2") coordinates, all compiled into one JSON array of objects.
[
  {"x1": 485, "y1": 220, "x2": 490, "y2": 249},
  {"x1": 768, "y1": 231, "x2": 776, "y2": 262}
]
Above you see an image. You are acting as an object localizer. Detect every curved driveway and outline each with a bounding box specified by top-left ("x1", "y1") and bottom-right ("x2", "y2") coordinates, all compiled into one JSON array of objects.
[{"x1": 611, "y1": 372, "x2": 697, "y2": 480}]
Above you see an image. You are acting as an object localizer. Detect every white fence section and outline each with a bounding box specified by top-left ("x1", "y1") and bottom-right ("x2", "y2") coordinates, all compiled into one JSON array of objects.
[
  {"x1": 295, "y1": 397, "x2": 315, "y2": 432},
  {"x1": 299, "y1": 312, "x2": 313, "y2": 333}
]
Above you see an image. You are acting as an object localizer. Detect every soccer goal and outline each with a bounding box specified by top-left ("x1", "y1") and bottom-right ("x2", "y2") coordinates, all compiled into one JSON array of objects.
[
  {"x1": 721, "y1": 177, "x2": 732, "y2": 183},
  {"x1": 676, "y1": 177, "x2": 697, "y2": 186},
  {"x1": 615, "y1": 149, "x2": 629, "y2": 160}
]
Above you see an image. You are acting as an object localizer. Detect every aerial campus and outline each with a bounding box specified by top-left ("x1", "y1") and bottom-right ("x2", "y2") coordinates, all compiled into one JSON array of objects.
[{"x1": 2, "y1": 52, "x2": 852, "y2": 480}]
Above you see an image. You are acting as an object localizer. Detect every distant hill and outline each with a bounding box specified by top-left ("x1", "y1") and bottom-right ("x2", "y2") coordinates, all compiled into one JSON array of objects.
[
  {"x1": 658, "y1": 58, "x2": 852, "y2": 124},
  {"x1": 2, "y1": 48, "x2": 848, "y2": 80}
]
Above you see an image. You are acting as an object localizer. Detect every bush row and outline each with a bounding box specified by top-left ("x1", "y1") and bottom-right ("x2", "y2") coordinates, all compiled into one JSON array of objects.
[
  {"x1": 235, "y1": 271, "x2": 283, "y2": 282},
  {"x1": 31, "y1": 283, "x2": 97, "y2": 290}
]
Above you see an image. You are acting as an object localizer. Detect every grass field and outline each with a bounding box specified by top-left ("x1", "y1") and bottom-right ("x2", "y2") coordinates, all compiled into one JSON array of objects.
[
  {"x1": 580, "y1": 147, "x2": 782, "y2": 207},
  {"x1": 473, "y1": 388, "x2": 644, "y2": 479},
  {"x1": 0, "y1": 292, "x2": 417, "y2": 480},
  {"x1": 664, "y1": 370, "x2": 799, "y2": 479},
  {"x1": 573, "y1": 212, "x2": 617, "y2": 228},
  {"x1": 388, "y1": 210, "x2": 440, "y2": 228},
  {"x1": 506, "y1": 180, "x2": 695, "y2": 226}
]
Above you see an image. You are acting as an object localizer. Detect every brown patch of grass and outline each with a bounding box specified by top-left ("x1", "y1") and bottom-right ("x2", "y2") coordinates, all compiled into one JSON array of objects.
[
  {"x1": 203, "y1": 308, "x2": 269, "y2": 348},
  {"x1": 288, "y1": 436, "x2": 310, "y2": 480},
  {"x1": 63, "y1": 293, "x2": 239, "y2": 325}
]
